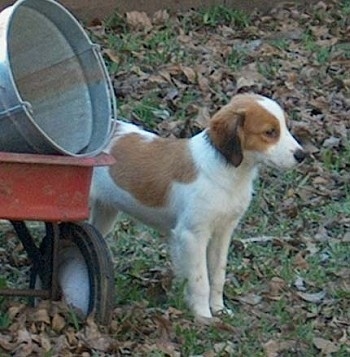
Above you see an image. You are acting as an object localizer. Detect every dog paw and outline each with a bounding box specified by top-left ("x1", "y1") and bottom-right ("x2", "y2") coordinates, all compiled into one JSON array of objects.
[
  {"x1": 194, "y1": 315, "x2": 221, "y2": 325},
  {"x1": 212, "y1": 307, "x2": 234, "y2": 317}
]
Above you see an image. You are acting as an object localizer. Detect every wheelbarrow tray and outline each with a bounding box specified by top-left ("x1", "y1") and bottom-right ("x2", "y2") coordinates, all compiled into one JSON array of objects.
[{"x1": 0, "y1": 151, "x2": 114, "y2": 221}]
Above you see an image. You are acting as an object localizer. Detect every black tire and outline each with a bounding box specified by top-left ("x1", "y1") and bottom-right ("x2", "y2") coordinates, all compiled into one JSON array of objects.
[{"x1": 31, "y1": 222, "x2": 115, "y2": 324}]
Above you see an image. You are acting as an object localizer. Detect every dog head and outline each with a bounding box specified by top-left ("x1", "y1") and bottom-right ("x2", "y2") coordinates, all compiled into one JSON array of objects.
[{"x1": 208, "y1": 94, "x2": 306, "y2": 168}]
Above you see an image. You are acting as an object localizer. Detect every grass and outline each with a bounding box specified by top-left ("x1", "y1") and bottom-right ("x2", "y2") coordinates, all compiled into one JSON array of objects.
[
  {"x1": 226, "y1": 48, "x2": 249, "y2": 70},
  {"x1": 300, "y1": 31, "x2": 333, "y2": 64},
  {"x1": 321, "y1": 142, "x2": 350, "y2": 172},
  {"x1": 0, "y1": 279, "x2": 10, "y2": 329},
  {"x1": 200, "y1": 5, "x2": 251, "y2": 28}
]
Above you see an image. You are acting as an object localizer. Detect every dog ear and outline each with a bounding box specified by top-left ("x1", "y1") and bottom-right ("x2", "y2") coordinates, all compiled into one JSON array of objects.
[{"x1": 208, "y1": 108, "x2": 245, "y2": 167}]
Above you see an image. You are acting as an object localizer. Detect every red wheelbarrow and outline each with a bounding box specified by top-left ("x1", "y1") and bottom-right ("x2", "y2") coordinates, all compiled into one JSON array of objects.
[{"x1": 0, "y1": 151, "x2": 115, "y2": 324}]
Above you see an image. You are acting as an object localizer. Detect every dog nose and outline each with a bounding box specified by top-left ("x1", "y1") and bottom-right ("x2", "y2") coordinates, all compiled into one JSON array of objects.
[{"x1": 294, "y1": 149, "x2": 306, "y2": 163}]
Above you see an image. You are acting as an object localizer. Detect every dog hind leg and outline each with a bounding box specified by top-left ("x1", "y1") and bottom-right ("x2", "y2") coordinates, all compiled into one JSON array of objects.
[{"x1": 89, "y1": 199, "x2": 119, "y2": 238}]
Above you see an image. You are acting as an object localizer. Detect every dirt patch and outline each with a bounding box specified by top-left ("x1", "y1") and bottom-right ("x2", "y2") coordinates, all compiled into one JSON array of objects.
[{"x1": 0, "y1": 0, "x2": 320, "y2": 22}]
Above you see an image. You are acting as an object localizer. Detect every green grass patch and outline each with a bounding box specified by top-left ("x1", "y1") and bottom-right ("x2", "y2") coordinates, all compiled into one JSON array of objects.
[
  {"x1": 226, "y1": 48, "x2": 249, "y2": 70},
  {"x1": 200, "y1": 5, "x2": 250, "y2": 28}
]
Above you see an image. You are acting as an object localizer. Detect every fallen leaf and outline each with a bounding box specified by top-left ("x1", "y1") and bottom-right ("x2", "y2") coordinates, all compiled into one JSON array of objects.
[
  {"x1": 235, "y1": 63, "x2": 266, "y2": 90},
  {"x1": 313, "y1": 337, "x2": 339, "y2": 354},
  {"x1": 77, "y1": 317, "x2": 116, "y2": 352},
  {"x1": 181, "y1": 66, "x2": 197, "y2": 83},
  {"x1": 296, "y1": 290, "x2": 326, "y2": 303},
  {"x1": 197, "y1": 73, "x2": 210, "y2": 93},
  {"x1": 52, "y1": 313, "x2": 66, "y2": 333},
  {"x1": 36, "y1": 333, "x2": 52, "y2": 352},
  {"x1": 8, "y1": 304, "x2": 25, "y2": 320},
  {"x1": 214, "y1": 341, "x2": 236, "y2": 354},
  {"x1": 193, "y1": 106, "x2": 211, "y2": 129},
  {"x1": 238, "y1": 293, "x2": 262, "y2": 306},
  {"x1": 334, "y1": 268, "x2": 350, "y2": 279},
  {"x1": 263, "y1": 339, "x2": 297, "y2": 357},
  {"x1": 126, "y1": 11, "x2": 152, "y2": 30},
  {"x1": 268, "y1": 277, "x2": 286, "y2": 298},
  {"x1": 31, "y1": 308, "x2": 50, "y2": 325},
  {"x1": 152, "y1": 109, "x2": 171, "y2": 120},
  {"x1": 104, "y1": 49, "x2": 120, "y2": 64},
  {"x1": 342, "y1": 231, "x2": 350, "y2": 242},
  {"x1": 152, "y1": 10, "x2": 169, "y2": 25},
  {"x1": 293, "y1": 251, "x2": 309, "y2": 270},
  {"x1": 294, "y1": 276, "x2": 307, "y2": 291},
  {"x1": 263, "y1": 339, "x2": 280, "y2": 357},
  {"x1": 14, "y1": 328, "x2": 34, "y2": 357},
  {"x1": 0, "y1": 334, "x2": 15, "y2": 351},
  {"x1": 322, "y1": 136, "x2": 341, "y2": 148}
]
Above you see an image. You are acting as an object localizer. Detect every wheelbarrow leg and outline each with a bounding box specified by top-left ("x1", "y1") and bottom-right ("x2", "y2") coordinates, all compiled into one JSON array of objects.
[
  {"x1": 10, "y1": 221, "x2": 46, "y2": 280},
  {"x1": 48, "y1": 223, "x2": 60, "y2": 300},
  {"x1": 10, "y1": 221, "x2": 60, "y2": 300}
]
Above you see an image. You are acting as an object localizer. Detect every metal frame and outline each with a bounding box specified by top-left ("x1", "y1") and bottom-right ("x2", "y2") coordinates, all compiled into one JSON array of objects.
[{"x1": 0, "y1": 222, "x2": 60, "y2": 299}]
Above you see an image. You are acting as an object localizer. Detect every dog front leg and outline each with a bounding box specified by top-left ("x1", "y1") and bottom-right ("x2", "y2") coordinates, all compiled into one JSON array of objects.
[
  {"x1": 207, "y1": 223, "x2": 236, "y2": 315},
  {"x1": 170, "y1": 227, "x2": 212, "y2": 318}
]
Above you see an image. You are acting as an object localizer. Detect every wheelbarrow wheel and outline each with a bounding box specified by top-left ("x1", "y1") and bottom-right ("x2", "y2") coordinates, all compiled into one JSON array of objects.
[{"x1": 31, "y1": 222, "x2": 115, "y2": 324}]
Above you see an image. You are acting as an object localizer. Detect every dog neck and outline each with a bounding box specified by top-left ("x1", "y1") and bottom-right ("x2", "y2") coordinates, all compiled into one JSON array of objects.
[{"x1": 190, "y1": 130, "x2": 258, "y2": 184}]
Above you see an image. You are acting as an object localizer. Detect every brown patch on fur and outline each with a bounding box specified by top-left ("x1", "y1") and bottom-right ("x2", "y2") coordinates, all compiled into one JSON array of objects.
[
  {"x1": 109, "y1": 133, "x2": 197, "y2": 207},
  {"x1": 209, "y1": 94, "x2": 281, "y2": 165}
]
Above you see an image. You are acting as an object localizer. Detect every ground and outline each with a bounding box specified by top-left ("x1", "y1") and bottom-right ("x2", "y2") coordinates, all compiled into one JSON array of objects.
[{"x1": 0, "y1": 0, "x2": 349, "y2": 356}]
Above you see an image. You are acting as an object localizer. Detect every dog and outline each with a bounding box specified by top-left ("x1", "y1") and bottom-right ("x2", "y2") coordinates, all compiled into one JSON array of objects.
[{"x1": 89, "y1": 93, "x2": 306, "y2": 319}]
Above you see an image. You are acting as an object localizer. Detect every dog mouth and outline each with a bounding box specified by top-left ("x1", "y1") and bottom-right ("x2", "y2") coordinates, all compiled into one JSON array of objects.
[{"x1": 260, "y1": 156, "x2": 301, "y2": 170}]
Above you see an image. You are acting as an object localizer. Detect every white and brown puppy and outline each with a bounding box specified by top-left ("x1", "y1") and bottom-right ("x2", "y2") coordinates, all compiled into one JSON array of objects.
[{"x1": 90, "y1": 93, "x2": 305, "y2": 319}]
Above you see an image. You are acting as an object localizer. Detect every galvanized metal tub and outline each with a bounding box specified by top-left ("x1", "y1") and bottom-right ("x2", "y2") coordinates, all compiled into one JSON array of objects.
[{"x1": 0, "y1": 0, "x2": 115, "y2": 156}]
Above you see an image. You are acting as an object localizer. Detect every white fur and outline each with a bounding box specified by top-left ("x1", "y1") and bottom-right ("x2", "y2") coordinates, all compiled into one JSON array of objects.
[{"x1": 90, "y1": 96, "x2": 305, "y2": 319}]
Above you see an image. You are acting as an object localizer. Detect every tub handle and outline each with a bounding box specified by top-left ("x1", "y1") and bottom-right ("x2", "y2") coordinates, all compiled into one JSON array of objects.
[{"x1": 0, "y1": 101, "x2": 33, "y2": 118}]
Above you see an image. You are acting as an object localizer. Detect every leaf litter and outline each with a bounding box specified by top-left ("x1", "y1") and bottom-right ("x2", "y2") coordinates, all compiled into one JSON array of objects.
[{"x1": 1, "y1": 0, "x2": 350, "y2": 355}]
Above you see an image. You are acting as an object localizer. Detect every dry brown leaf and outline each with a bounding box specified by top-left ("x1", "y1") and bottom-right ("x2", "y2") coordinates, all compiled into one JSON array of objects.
[
  {"x1": 214, "y1": 341, "x2": 235, "y2": 354},
  {"x1": 333, "y1": 267, "x2": 350, "y2": 279},
  {"x1": 77, "y1": 317, "x2": 116, "y2": 352},
  {"x1": 65, "y1": 328, "x2": 78, "y2": 346},
  {"x1": 104, "y1": 49, "x2": 120, "y2": 64},
  {"x1": 51, "y1": 335, "x2": 71, "y2": 355},
  {"x1": 126, "y1": 11, "x2": 152, "y2": 30},
  {"x1": 152, "y1": 10, "x2": 170, "y2": 25},
  {"x1": 0, "y1": 334, "x2": 15, "y2": 351},
  {"x1": 14, "y1": 328, "x2": 33, "y2": 357},
  {"x1": 52, "y1": 313, "x2": 66, "y2": 333},
  {"x1": 182, "y1": 66, "x2": 197, "y2": 83},
  {"x1": 31, "y1": 308, "x2": 50, "y2": 325},
  {"x1": 238, "y1": 293, "x2": 262, "y2": 306},
  {"x1": 158, "y1": 69, "x2": 173, "y2": 83},
  {"x1": 148, "y1": 74, "x2": 168, "y2": 85},
  {"x1": 263, "y1": 339, "x2": 297, "y2": 357},
  {"x1": 293, "y1": 251, "x2": 309, "y2": 270},
  {"x1": 35, "y1": 333, "x2": 51, "y2": 352},
  {"x1": 197, "y1": 73, "x2": 210, "y2": 93},
  {"x1": 313, "y1": 337, "x2": 339, "y2": 354},
  {"x1": 193, "y1": 106, "x2": 211, "y2": 129},
  {"x1": 268, "y1": 277, "x2": 287, "y2": 298},
  {"x1": 236, "y1": 62, "x2": 265, "y2": 90},
  {"x1": 8, "y1": 304, "x2": 25, "y2": 320}
]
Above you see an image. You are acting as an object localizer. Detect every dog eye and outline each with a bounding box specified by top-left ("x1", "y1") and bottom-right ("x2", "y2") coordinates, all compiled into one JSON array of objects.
[{"x1": 264, "y1": 128, "x2": 278, "y2": 138}]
